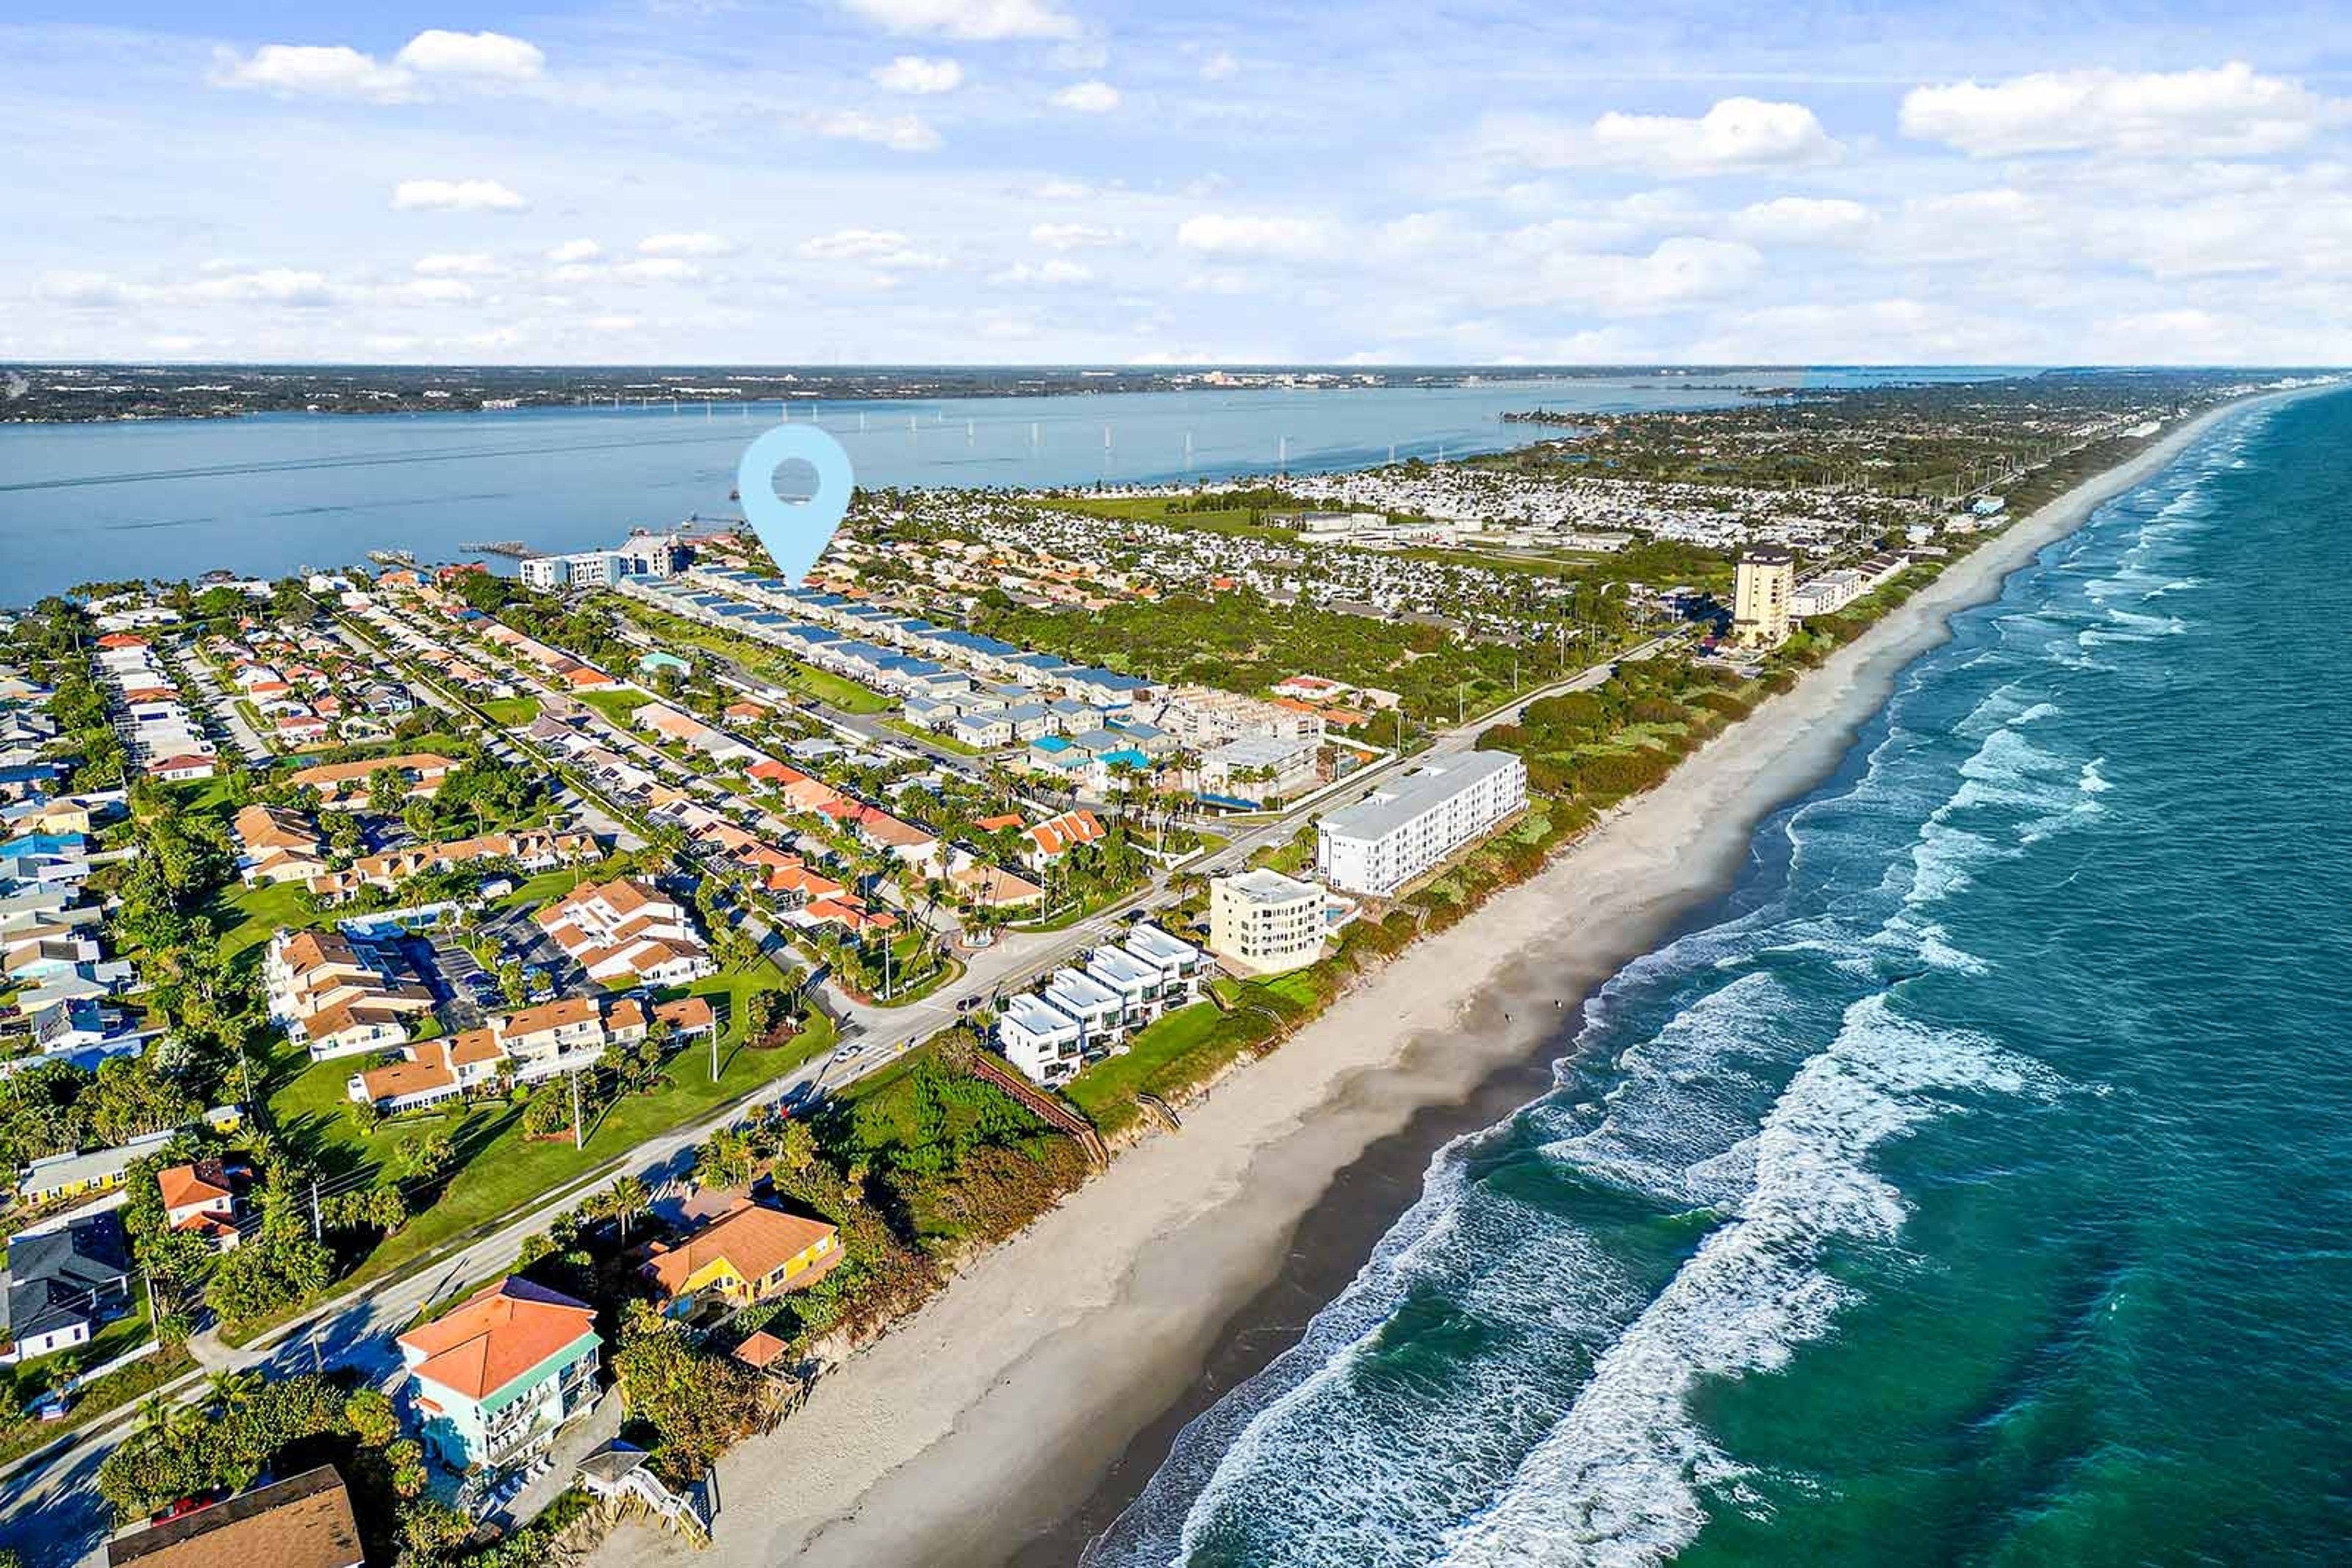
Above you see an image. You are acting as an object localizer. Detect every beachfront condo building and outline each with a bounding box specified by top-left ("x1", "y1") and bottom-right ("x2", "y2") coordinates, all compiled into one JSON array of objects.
[
  {"x1": 1316, "y1": 751, "x2": 1529, "y2": 899},
  {"x1": 396, "y1": 1277, "x2": 601, "y2": 1476},
  {"x1": 1210, "y1": 868, "x2": 1328, "y2": 974},
  {"x1": 1732, "y1": 547, "x2": 1796, "y2": 647}
]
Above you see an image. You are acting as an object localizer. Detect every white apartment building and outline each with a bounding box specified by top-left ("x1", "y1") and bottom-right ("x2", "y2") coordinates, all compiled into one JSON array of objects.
[
  {"x1": 520, "y1": 535, "x2": 686, "y2": 592},
  {"x1": 1209, "y1": 868, "x2": 1327, "y2": 974},
  {"x1": 1316, "y1": 750, "x2": 1528, "y2": 898}
]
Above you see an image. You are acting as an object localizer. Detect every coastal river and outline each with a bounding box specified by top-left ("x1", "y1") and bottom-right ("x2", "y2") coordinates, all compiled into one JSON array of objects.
[
  {"x1": 1, "y1": 369, "x2": 1977, "y2": 600},
  {"x1": 1088, "y1": 389, "x2": 2352, "y2": 1565}
]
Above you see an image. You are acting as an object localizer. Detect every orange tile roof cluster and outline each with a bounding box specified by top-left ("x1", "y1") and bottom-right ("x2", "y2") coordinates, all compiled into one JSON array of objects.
[
  {"x1": 288, "y1": 752, "x2": 457, "y2": 800},
  {"x1": 642, "y1": 1199, "x2": 839, "y2": 1302},
  {"x1": 1027, "y1": 809, "x2": 1107, "y2": 860},
  {"x1": 398, "y1": 1277, "x2": 597, "y2": 1402},
  {"x1": 308, "y1": 826, "x2": 596, "y2": 897}
]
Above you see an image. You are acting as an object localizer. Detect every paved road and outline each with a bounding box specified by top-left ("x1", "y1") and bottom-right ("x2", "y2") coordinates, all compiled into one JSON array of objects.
[{"x1": 0, "y1": 608, "x2": 1674, "y2": 1568}]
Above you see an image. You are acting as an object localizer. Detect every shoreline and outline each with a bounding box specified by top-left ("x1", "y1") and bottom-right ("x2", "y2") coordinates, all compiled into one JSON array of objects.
[{"x1": 584, "y1": 391, "x2": 2282, "y2": 1568}]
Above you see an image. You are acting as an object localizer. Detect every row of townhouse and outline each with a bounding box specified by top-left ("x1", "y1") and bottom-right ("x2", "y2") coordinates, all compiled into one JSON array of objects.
[
  {"x1": 307, "y1": 826, "x2": 600, "y2": 901},
  {"x1": 349, "y1": 991, "x2": 717, "y2": 1111},
  {"x1": 287, "y1": 751, "x2": 459, "y2": 808},
  {"x1": 630, "y1": 699, "x2": 766, "y2": 767},
  {"x1": 264, "y1": 927, "x2": 437, "y2": 1061},
  {"x1": 91, "y1": 633, "x2": 218, "y2": 782},
  {"x1": 536, "y1": 877, "x2": 717, "y2": 987},
  {"x1": 993, "y1": 924, "x2": 1207, "y2": 1087},
  {"x1": 641, "y1": 568, "x2": 1158, "y2": 711}
]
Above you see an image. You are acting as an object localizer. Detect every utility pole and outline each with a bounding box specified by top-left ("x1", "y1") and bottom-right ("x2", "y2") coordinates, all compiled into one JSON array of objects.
[
  {"x1": 570, "y1": 1068, "x2": 584, "y2": 1152},
  {"x1": 310, "y1": 1180, "x2": 322, "y2": 1241}
]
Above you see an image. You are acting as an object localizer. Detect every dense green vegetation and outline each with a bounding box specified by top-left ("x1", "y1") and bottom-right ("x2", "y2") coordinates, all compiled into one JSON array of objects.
[{"x1": 974, "y1": 586, "x2": 1627, "y2": 725}]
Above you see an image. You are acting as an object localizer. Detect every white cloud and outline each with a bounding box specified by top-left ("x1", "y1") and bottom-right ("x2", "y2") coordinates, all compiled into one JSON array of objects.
[
  {"x1": 1900, "y1": 62, "x2": 2338, "y2": 158},
  {"x1": 799, "y1": 228, "x2": 950, "y2": 269},
  {"x1": 1051, "y1": 80, "x2": 1120, "y2": 113},
  {"x1": 210, "y1": 44, "x2": 414, "y2": 104},
  {"x1": 413, "y1": 252, "x2": 500, "y2": 276},
  {"x1": 638, "y1": 232, "x2": 736, "y2": 257},
  {"x1": 187, "y1": 268, "x2": 338, "y2": 307},
  {"x1": 990, "y1": 259, "x2": 1093, "y2": 286},
  {"x1": 391, "y1": 278, "x2": 478, "y2": 304},
  {"x1": 809, "y1": 109, "x2": 943, "y2": 151},
  {"x1": 210, "y1": 29, "x2": 543, "y2": 104},
  {"x1": 589, "y1": 315, "x2": 641, "y2": 333},
  {"x1": 1525, "y1": 236, "x2": 1764, "y2": 314},
  {"x1": 1030, "y1": 222, "x2": 1121, "y2": 250},
  {"x1": 1200, "y1": 50, "x2": 1240, "y2": 81},
  {"x1": 391, "y1": 178, "x2": 529, "y2": 213},
  {"x1": 391, "y1": 30, "x2": 546, "y2": 82},
  {"x1": 1030, "y1": 178, "x2": 1096, "y2": 200},
  {"x1": 872, "y1": 55, "x2": 964, "y2": 94},
  {"x1": 37, "y1": 271, "x2": 130, "y2": 308},
  {"x1": 1177, "y1": 213, "x2": 1333, "y2": 260},
  {"x1": 545, "y1": 238, "x2": 603, "y2": 264},
  {"x1": 614, "y1": 258, "x2": 703, "y2": 282},
  {"x1": 838, "y1": 0, "x2": 1079, "y2": 42},
  {"x1": 1730, "y1": 196, "x2": 1872, "y2": 245},
  {"x1": 1479, "y1": 97, "x2": 1843, "y2": 176}
]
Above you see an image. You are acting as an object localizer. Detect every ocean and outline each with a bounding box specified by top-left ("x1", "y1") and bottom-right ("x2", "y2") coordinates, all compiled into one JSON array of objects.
[
  {"x1": 0, "y1": 369, "x2": 1979, "y2": 601},
  {"x1": 1087, "y1": 389, "x2": 2352, "y2": 1567}
]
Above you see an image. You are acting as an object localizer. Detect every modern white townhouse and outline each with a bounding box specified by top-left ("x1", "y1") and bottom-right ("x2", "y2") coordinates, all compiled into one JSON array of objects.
[{"x1": 997, "y1": 993, "x2": 1085, "y2": 1087}]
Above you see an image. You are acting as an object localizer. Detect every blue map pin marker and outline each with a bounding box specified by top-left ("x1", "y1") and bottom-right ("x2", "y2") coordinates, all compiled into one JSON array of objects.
[{"x1": 736, "y1": 424, "x2": 855, "y2": 584}]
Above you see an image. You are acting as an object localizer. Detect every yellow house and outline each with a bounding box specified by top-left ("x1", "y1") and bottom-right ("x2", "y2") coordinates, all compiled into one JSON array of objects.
[
  {"x1": 18, "y1": 800, "x2": 93, "y2": 835},
  {"x1": 641, "y1": 1199, "x2": 840, "y2": 1311}
]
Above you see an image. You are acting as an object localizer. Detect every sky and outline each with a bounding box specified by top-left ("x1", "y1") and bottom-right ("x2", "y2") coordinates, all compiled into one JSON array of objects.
[{"x1": 6, "y1": 0, "x2": 2352, "y2": 366}]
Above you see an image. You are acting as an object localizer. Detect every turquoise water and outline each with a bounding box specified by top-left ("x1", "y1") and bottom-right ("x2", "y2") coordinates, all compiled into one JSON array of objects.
[
  {"x1": 1090, "y1": 389, "x2": 2352, "y2": 1566},
  {"x1": 0, "y1": 369, "x2": 1978, "y2": 600}
]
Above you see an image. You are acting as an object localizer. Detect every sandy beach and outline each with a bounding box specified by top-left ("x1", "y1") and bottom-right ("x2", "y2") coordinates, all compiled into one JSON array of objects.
[{"x1": 587, "y1": 394, "x2": 2272, "y2": 1568}]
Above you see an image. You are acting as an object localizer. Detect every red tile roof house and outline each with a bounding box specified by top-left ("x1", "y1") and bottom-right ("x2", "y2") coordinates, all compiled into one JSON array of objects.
[
  {"x1": 397, "y1": 1277, "x2": 601, "y2": 1477},
  {"x1": 1023, "y1": 809, "x2": 1108, "y2": 870},
  {"x1": 157, "y1": 1158, "x2": 248, "y2": 1252}
]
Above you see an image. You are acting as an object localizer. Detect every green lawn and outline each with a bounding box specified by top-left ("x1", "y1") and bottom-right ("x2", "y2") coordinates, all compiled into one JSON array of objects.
[
  {"x1": 1063, "y1": 1000, "x2": 1227, "y2": 1134},
  {"x1": 478, "y1": 695, "x2": 542, "y2": 727},
  {"x1": 575, "y1": 687, "x2": 647, "y2": 729},
  {"x1": 214, "y1": 878, "x2": 315, "y2": 965},
  {"x1": 614, "y1": 601, "x2": 894, "y2": 714},
  {"x1": 1052, "y1": 496, "x2": 1300, "y2": 543},
  {"x1": 0, "y1": 1279, "x2": 156, "y2": 1408},
  {"x1": 885, "y1": 718, "x2": 994, "y2": 757},
  {"x1": 494, "y1": 863, "x2": 599, "y2": 914},
  {"x1": 785, "y1": 663, "x2": 892, "y2": 715}
]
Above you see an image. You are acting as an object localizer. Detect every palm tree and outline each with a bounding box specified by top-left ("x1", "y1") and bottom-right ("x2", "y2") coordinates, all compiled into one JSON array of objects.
[
  {"x1": 136, "y1": 1393, "x2": 177, "y2": 1440},
  {"x1": 608, "y1": 1175, "x2": 650, "y2": 1241},
  {"x1": 207, "y1": 1368, "x2": 260, "y2": 1418}
]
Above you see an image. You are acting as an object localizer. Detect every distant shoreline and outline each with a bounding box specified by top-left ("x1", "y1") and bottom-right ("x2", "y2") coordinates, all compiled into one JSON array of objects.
[{"x1": 581, "y1": 392, "x2": 2302, "y2": 1568}]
